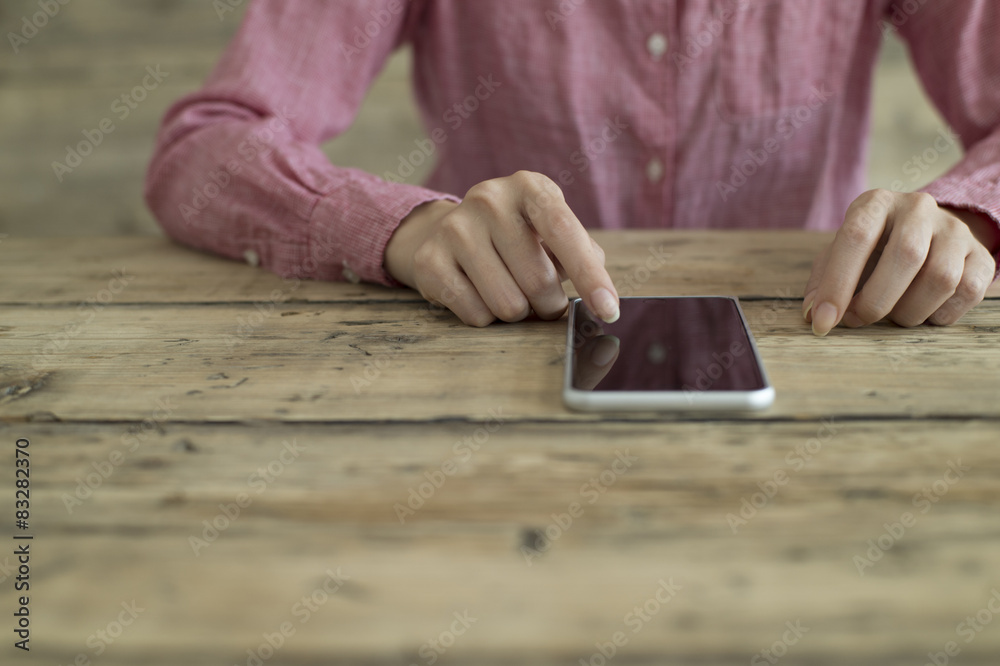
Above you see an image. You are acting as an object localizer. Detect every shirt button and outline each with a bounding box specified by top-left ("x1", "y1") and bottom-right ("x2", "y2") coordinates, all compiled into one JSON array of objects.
[
  {"x1": 341, "y1": 261, "x2": 361, "y2": 284},
  {"x1": 646, "y1": 157, "x2": 665, "y2": 183},
  {"x1": 243, "y1": 249, "x2": 260, "y2": 267},
  {"x1": 646, "y1": 33, "x2": 668, "y2": 61}
]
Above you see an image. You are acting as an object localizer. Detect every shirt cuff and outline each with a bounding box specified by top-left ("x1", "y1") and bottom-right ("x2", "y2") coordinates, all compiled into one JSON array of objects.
[{"x1": 308, "y1": 181, "x2": 460, "y2": 287}]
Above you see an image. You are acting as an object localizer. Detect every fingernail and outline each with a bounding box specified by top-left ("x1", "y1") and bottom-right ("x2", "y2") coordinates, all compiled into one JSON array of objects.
[
  {"x1": 591, "y1": 288, "x2": 620, "y2": 323},
  {"x1": 591, "y1": 336, "x2": 620, "y2": 367},
  {"x1": 803, "y1": 299, "x2": 815, "y2": 323},
  {"x1": 841, "y1": 311, "x2": 864, "y2": 328},
  {"x1": 811, "y1": 302, "x2": 839, "y2": 337}
]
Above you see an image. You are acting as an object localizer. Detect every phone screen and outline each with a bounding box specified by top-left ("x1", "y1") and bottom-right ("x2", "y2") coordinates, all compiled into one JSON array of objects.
[{"x1": 570, "y1": 297, "x2": 768, "y2": 393}]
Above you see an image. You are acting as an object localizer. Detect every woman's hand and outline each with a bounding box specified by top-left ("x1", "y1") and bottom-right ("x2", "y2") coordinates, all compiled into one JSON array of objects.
[
  {"x1": 804, "y1": 189, "x2": 998, "y2": 335},
  {"x1": 384, "y1": 171, "x2": 620, "y2": 327}
]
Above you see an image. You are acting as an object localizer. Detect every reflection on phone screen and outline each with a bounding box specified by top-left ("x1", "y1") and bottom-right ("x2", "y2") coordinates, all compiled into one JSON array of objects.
[{"x1": 571, "y1": 298, "x2": 767, "y2": 392}]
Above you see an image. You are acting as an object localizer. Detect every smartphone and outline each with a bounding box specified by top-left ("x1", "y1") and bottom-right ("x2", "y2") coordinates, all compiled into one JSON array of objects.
[{"x1": 563, "y1": 296, "x2": 774, "y2": 411}]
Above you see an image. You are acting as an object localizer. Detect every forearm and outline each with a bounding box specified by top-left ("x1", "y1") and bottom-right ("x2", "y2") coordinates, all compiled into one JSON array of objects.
[
  {"x1": 146, "y1": 102, "x2": 456, "y2": 285},
  {"x1": 143, "y1": 0, "x2": 461, "y2": 286}
]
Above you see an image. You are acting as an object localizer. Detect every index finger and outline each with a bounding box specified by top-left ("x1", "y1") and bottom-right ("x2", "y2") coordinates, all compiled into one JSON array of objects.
[
  {"x1": 517, "y1": 173, "x2": 620, "y2": 322},
  {"x1": 810, "y1": 190, "x2": 894, "y2": 336}
]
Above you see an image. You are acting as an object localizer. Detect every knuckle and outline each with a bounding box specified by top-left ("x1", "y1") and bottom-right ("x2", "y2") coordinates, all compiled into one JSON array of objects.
[
  {"x1": 871, "y1": 187, "x2": 896, "y2": 205},
  {"x1": 544, "y1": 210, "x2": 578, "y2": 241},
  {"x1": 893, "y1": 238, "x2": 927, "y2": 267},
  {"x1": 909, "y1": 191, "x2": 938, "y2": 213},
  {"x1": 847, "y1": 188, "x2": 894, "y2": 228},
  {"x1": 521, "y1": 263, "x2": 561, "y2": 300},
  {"x1": 464, "y1": 190, "x2": 507, "y2": 225},
  {"x1": 973, "y1": 260, "x2": 997, "y2": 290},
  {"x1": 889, "y1": 311, "x2": 925, "y2": 328},
  {"x1": 534, "y1": 298, "x2": 570, "y2": 320},
  {"x1": 844, "y1": 195, "x2": 866, "y2": 218},
  {"x1": 437, "y1": 213, "x2": 476, "y2": 247},
  {"x1": 839, "y1": 217, "x2": 879, "y2": 247},
  {"x1": 939, "y1": 214, "x2": 967, "y2": 237},
  {"x1": 411, "y1": 243, "x2": 439, "y2": 275},
  {"x1": 512, "y1": 170, "x2": 548, "y2": 190},
  {"x1": 861, "y1": 188, "x2": 894, "y2": 212},
  {"x1": 464, "y1": 308, "x2": 497, "y2": 328},
  {"x1": 927, "y1": 307, "x2": 961, "y2": 327},
  {"x1": 954, "y1": 272, "x2": 989, "y2": 304},
  {"x1": 852, "y1": 299, "x2": 888, "y2": 325},
  {"x1": 413, "y1": 269, "x2": 443, "y2": 299},
  {"x1": 925, "y1": 261, "x2": 963, "y2": 294},
  {"x1": 514, "y1": 170, "x2": 564, "y2": 206},
  {"x1": 464, "y1": 180, "x2": 505, "y2": 209},
  {"x1": 416, "y1": 287, "x2": 442, "y2": 308},
  {"x1": 493, "y1": 296, "x2": 531, "y2": 323}
]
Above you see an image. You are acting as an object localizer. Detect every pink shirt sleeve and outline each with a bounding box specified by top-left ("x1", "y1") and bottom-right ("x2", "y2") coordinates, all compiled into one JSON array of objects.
[
  {"x1": 144, "y1": 0, "x2": 455, "y2": 286},
  {"x1": 898, "y1": 0, "x2": 1000, "y2": 263}
]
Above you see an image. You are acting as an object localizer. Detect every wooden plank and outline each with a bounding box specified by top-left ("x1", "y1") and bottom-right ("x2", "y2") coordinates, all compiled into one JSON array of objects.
[
  {"x1": 2, "y1": 300, "x2": 999, "y2": 423},
  {"x1": 0, "y1": 236, "x2": 410, "y2": 303},
  {"x1": 9, "y1": 420, "x2": 1000, "y2": 664},
  {"x1": 3, "y1": 234, "x2": 997, "y2": 304},
  {"x1": 0, "y1": 231, "x2": 828, "y2": 303}
]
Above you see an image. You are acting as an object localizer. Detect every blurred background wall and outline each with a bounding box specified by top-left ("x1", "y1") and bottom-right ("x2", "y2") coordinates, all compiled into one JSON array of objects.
[{"x1": 0, "y1": 0, "x2": 959, "y2": 237}]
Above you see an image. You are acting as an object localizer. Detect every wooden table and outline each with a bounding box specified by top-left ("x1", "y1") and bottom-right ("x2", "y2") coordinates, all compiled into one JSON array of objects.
[{"x1": 3, "y1": 232, "x2": 999, "y2": 666}]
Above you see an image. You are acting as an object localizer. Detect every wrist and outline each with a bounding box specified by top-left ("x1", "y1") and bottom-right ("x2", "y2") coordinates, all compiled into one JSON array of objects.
[
  {"x1": 943, "y1": 205, "x2": 1000, "y2": 255},
  {"x1": 384, "y1": 199, "x2": 458, "y2": 288}
]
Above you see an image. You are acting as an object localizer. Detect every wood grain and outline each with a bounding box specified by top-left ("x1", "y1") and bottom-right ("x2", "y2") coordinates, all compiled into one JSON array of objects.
[
  {"x1": 4, "y1": 233, "x2": 999, "y2": 666},
  {"x1": 2, "y1": 298, "x2": 999, "y2": 424},
  {"x1": 8, "y1": 420, "x2": 1000, "y2": 665},
  {"x1": 2, "y1": 231, "x2": 830, "y2": 303},
  {"x1": 3, "y1": 234, "x2": 997, "y2": 305},
  {"x1": 2, "y1": 0, "x2": 995, "y2": 660}
]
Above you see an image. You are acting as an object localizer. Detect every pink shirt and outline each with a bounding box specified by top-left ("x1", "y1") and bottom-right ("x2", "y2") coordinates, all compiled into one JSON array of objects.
[{"x1": 145, "y1": 0, "x2": 1000, "y2": 287}]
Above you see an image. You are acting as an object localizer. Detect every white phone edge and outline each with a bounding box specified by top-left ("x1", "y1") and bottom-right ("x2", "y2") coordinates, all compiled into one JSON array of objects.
[{"x1": 562, "y1": 296, "x2": 775, "y2": 412}]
